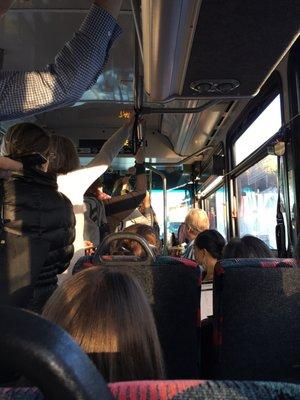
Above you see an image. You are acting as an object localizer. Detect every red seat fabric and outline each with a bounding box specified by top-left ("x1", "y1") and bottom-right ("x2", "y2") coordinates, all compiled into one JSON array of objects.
[{"x1": 109, "y1": 380, "x2": 204, "y2": 400}]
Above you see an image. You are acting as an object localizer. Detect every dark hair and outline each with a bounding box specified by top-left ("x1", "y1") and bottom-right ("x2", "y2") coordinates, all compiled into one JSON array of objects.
[
  {"x1": 223, "y1": 235, "x2": 273, "y2": 259},
  {"x1": 194, "y1": 229, "x2": 226, "y2": 260},
  {"x1": 122, "y1": 224, "x2": 162, "y2": 255},
  {"x1": 43, "y1": 267, "x2": 165, "y2": 382}
]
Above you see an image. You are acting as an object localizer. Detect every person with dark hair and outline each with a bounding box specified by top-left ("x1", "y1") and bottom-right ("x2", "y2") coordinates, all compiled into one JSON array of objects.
[
  {"x1": 223, "y1": 235, "x2": 273, "y2": 259},
  {"x1": 194, "y1": 229, "x2": 226, "y2": 282},
  {"x1": 121, "y1": 223, "x2": 162, "y2": 257},
  {"x1": 0, "y1": 123, "x2": 75, "y2": 311},
  {"x1": 0, "y1": 1, "x2": 123, "y2": 121},
  {"x1": 43, "y1": 267, "x2": 165, "y2": 382}
]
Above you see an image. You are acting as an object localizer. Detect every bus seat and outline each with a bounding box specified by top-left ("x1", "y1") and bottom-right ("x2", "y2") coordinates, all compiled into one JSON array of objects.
[
  {"x1": 93, "y1": 233, "x2": 201, "y2": 379},
  {"x1": 0, "y1": 306, "x2": 114, "y2": 400},
  {"x1": 213, "y1": 258, "x2": 300, "y2": 381},
  {"x1": 109, "y1": 380, "x2": 203, "y2": 399},
  {"x1": 1, "y1": 379, "x2": 300, "y2": 400},
  {"x1": 171, "y1": 380, "x2": 300, "y2": 399}
]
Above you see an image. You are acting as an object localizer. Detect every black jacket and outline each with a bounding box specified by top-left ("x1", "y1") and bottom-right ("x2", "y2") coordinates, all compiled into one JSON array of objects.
[{"x1": 2, "y1": 168, "x2": 75, "y2": 309}]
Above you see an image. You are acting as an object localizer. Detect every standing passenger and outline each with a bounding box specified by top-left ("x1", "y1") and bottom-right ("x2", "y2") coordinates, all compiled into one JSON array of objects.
[
  {"x1": 182, "y1": 208, "x2": 209, "y2": 260},
  {"x1": 0, "y1": 123, "x2": 75, "y2": 312},
  {"x1": 47, "y1": 117, "x2": 135, "y2": 281},
  {"x1": 84, "y1": 148, "x2": 147, "y2": 247},
  {"x1": 0, "y1": 1, "x2": 123, "y2": 120}
]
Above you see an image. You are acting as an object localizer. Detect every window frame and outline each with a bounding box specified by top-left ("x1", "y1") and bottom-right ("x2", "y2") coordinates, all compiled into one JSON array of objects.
[
  {"x1": 287, "y1": 36, "x2": 300, "y2": 238},
  {"x1": 226, "y1": 72, "x2": 284, "y2": 241},
  {"x1": 201, "y1": 182, "x2": 228, "y2": 239}
]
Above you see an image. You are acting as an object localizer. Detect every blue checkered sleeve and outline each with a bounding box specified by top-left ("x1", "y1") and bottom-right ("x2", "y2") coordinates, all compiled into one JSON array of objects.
[{"x1": 0, "y1": 4, "x2": 122, "y2": 121}]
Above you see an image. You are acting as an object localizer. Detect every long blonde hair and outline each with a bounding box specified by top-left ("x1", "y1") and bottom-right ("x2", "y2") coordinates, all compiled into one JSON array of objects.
[{"x1": 43, "y1": 267, "x2": 165, "y2": 382}]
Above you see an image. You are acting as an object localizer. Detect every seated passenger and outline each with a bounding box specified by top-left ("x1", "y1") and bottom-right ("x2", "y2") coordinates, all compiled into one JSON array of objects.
[
  {"x1": 223, "y1": 235, "x2": 274, "y2": 258},
  {"x1": 0, "y1": 123, "x2": 75, "y2": 312},
  {"x1": 121, "y1": 223, "x2": 162, "y2": 257},
  {"x1": 194, "y1": 229, "x2": 226, "y2": 282},
  {"x1": 182, "y1": 208, "x2": 210, "y2": 260},
  {"x1": 194, "y1": 230, "x2": 226, "y2": 322},
  {"x1": 42, "y1": 267, "x2": 165, "y2": 382}
]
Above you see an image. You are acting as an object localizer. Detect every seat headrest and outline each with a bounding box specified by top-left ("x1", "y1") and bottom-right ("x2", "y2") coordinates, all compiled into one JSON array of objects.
[
  {"x1": 215, "y1": 258, "x2": 298, "y2": 275},
  {"x1": 0, "y1": 306, "x2": 113, "y2": 400}
]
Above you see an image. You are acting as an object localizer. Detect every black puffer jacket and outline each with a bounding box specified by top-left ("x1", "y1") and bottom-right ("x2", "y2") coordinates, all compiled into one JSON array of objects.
[{"x1": 2, "y1": 168, "x2": 75, "y2": 310}]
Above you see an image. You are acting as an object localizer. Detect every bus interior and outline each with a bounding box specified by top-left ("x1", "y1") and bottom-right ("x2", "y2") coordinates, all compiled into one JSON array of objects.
[{"x1": 1, "y1": 0, "x2": 300, "y2": 398}]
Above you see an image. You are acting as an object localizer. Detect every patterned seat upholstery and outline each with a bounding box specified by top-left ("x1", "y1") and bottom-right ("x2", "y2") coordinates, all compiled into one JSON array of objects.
[
  {"x1": 2, "y1": 380, "x2": 300, "y2": 399},
  {"x1": 171, "y1": 380, "x2": 300, "y2": 399},
  {"x1": 78, "y1": 240, "x2": 202, "y2": 380},
  {"x1": 109, "y1": 380, "x2": 203, "y2": 400},
  {"x1": 102, "y1": 256, "x2": 201, "y2": 379},
  {"x1": 213, "y1": 258, "x2": 300, "y2": 381}
]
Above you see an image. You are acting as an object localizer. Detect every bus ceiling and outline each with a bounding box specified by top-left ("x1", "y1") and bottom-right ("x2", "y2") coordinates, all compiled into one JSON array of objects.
[
  {"x1": 1, "y1": 1, "x2": 300, "y2": 165},
  {"x1": 141, "y1": 0, "x2": 300, "y2": 102}
]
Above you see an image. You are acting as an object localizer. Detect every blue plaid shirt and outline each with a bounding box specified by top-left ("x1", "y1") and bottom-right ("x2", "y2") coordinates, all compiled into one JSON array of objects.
[{"x1": 0, "y1": 4, "x2": 121, "y2": 121}]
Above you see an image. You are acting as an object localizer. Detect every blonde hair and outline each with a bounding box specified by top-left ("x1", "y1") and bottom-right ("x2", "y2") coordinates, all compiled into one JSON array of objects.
[
  {"x1": 43, "y1": 267, "x2": 165, "y2": 382},
  {"x1": 1, "y1": 123, "x2": 50, "y2": 159},
  {"x1": 185, "y1": 208, "x2": 209, "y2": 234},
  {"x1": 48, "y1": 134, "x2": 80, "y2": 174}
]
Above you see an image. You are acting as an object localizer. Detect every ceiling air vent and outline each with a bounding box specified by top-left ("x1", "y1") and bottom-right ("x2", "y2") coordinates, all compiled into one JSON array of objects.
[{"x1": 190, "y1": 79, "x2": 240, "y2": 95}]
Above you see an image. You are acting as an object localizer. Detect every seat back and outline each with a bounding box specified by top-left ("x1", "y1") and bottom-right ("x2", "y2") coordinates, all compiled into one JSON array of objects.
[
  {"x1": 0, "y1": 306, "x2": 113, "y2": 400},
  {"x1": 213, "y1": 258, "x2": 300, "y2": 381},
  {"x1": 2, "y1": 380, "x2": 300, "y2": 400},
  {"x1": 171, "y1": 380, "x2": 300, "y2": 399},
  {"x1": 109, "y1": 380, "x2": 203, "y2": 400},
  {"x1": 149, "y1": 257, "x2": 200, "y2": 379},
  {"x1": 93, "y1": 234, "x2": 201, "y2": 379}
]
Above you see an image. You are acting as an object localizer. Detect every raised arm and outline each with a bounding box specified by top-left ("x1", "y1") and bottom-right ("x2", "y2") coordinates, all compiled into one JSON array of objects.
[
  {"x1": 0, "y1": 1, "x2": 122, "y2": 121},
  {"x1": 57, "y1": 118, "x2": 134, "y2": 204},
  {"x1": 0, "y1": 156, "x2": 23, "y2": 179},
  {"x1": 87, "y1": 116, "x2": 134, "y2": 168},
  {"x1": 104, "y1": 148, "x2": 147, "y2": 230}
]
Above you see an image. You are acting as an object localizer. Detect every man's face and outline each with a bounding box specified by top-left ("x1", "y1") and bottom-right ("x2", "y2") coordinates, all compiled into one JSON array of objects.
[{"x1": 0, "y1": 0, "x2": 15, "y2": 19}]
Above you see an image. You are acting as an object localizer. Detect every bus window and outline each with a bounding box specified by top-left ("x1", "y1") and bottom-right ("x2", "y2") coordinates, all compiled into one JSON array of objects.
[
  {"x1": 233, "y1": 95, "x2": 282, "y2": 165},
  {"x1": 151, "y1": 189, "x2": 191, "y2": 241},
  {"x1": 204, "y1": 186, "x2": 227, "y2": 239},
  {"x1": 236, "y1": 155, "x2": 278, "y2": 249}
]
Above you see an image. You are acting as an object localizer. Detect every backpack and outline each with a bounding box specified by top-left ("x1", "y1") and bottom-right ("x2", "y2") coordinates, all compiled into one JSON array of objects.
[{"x1": 83, "y1": 196, "x2": 109, "y2": 247}]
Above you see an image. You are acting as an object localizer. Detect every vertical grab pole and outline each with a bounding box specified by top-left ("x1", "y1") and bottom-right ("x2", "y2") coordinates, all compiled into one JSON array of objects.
[
  {"x1": 146, "y1": 164, "x2": 168, "y2": 255},
  {"x1": 149, "y1": 169, "x2": 152, "y2": 197}
]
